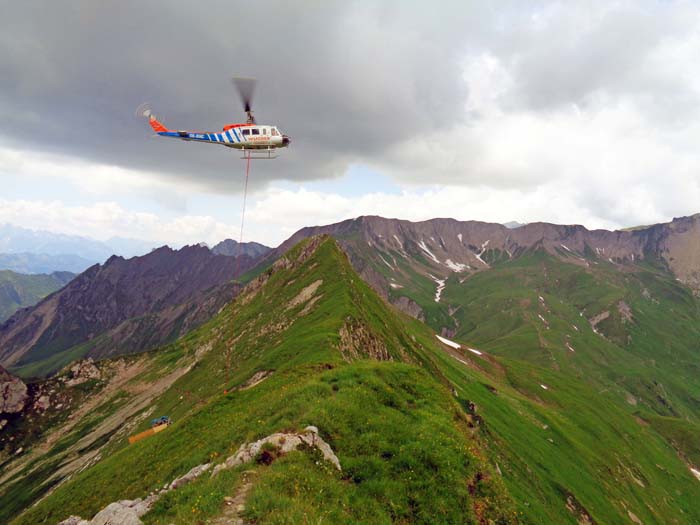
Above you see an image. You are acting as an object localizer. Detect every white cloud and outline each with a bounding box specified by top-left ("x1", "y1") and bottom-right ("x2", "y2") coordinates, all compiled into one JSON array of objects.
[
  {"x1": 0, "y1": 146, "x2": 208, "y2": 211},
  {"x1": 246, "y1": 183, "x2": 626, "y2": 246},
  {"x1": 2, "y1": 2, "x2": 700, "y2": 247},
  {"x1": 0, "y1": 199, "x2": 237, "y2": 247}
]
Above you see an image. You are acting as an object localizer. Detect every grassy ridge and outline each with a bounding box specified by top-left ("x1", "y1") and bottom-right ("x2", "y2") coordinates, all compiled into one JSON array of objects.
[
  {"x1": 8, "y1": 238, "x2": 700, "y2": 524},
  {"x1": 12, "y1": 238, "x2": 516, "y2": 525},
  {"x1": 403, "y1": 249, "x2": 700, "y2": 523}
]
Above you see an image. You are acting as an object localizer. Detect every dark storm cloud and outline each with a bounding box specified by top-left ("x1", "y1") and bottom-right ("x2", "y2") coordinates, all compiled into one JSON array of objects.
[
  {"x1": 0, "y1": 1, "x2": 501, "y2": 192},
  {"x1": 3, "y1": 0, "x2": 695, "y2": 202}
]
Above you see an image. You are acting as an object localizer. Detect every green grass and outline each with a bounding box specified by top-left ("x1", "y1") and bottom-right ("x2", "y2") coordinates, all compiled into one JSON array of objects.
[
  {"x1": 11, "y1": 237, "x2": 516, "y2": 525},
  {"x1": 6, "y1": 237, "x2": 700, "y2": 525},
  {"x1": 0, "y1": 269, "x2": 72, "y2": 322}
]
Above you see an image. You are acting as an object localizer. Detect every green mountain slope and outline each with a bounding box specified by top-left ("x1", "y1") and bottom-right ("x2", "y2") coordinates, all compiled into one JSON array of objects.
[
  {"x1": 0, "y1": 270, "x2": 73, "y2": 322},
  {"x1": 4, "y1": 236, "x2": 700, "y2": 525},
  {"x1": 4, "y1": 237, "x2": 514, "y2": 525},
  {"x1": 375, "y1": 248, "x2": 700, "y2": 523}
]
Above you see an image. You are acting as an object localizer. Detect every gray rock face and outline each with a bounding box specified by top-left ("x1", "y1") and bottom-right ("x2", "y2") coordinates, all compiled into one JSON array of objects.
[
  {"x1": 212, "y1": 425, "x2": 341, "y2": 476},
  {"x1": 64, "y1": 358, "x2": 101, "y2": 386},
  {"x1": 58, "y1": 516, "x2": 89, "y2": 525},
  {"x1": 89, "y1": 502, "x2": 143, "y2": 525},
  {"x1": 0, "y1": 365, "x2": 27, "y2": 414}
]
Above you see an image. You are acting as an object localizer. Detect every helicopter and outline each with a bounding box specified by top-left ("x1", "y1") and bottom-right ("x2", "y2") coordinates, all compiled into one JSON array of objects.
[{"x1": 137, "y1": 77, "x2": 290, "y2": 159}]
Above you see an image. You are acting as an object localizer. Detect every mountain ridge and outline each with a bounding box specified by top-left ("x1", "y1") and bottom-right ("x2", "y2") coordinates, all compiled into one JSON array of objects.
[
  {"x1": 4, "y1": 235, "x2": 700, "y2": 525},
  {"x1": 0, "y1": 244, "x2": 261, "y2": 377},
  {"x1": 3, "y1": 212, "x2": 700, "y2": 378},
  {"x1": 262, "y1": 214, "x2": 700, "y2": 320},
  {"x1": 211, "y1": 239, "x2": 271, "y2": 259}
]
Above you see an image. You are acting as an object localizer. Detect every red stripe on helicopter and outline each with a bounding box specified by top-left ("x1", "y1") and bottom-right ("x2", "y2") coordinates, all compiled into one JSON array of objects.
[{"x1": 149, "y1": 116, "x2": 169, "y2": 133}]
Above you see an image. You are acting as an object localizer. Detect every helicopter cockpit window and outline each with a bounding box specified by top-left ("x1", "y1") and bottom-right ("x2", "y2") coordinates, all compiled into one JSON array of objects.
[
  {"x1": 271, "y1": 128, "x2": 279, "y2": 136},
  {"x1": 241, "y1": 129, "x2": 250, "y2": 136},
  {"x1": 251, "y1": 128, "x2": 260, "y2": 135}
]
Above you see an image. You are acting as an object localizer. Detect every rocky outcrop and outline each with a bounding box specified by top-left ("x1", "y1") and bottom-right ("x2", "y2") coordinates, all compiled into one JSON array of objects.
[
  {"x1": 58, "y1": 495, "x2": 158, "y2": 525},
  {"x1": 338, "y1": 321, "x2": 391, "y2": 362},
  {"x1": 212, "y1": 425, "x2": 341, "y2": 476},
  {"x1": 58, "y1": 426, "x2": 339, "y2": 525},
  {"x1": 0, "y1": 366, "x2": 27, "y2": 414},
  {"x1": 58, "y1": 464, "x2": 207, "y2": 525},
  {"x1": 62, "y1": 358, "x2": 101, "y2": 387}
]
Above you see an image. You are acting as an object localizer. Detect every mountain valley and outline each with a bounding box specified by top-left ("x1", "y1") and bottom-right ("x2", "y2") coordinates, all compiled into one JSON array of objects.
[{"x1": 1, "y1": 217, "x2": 700, "y2": 524}]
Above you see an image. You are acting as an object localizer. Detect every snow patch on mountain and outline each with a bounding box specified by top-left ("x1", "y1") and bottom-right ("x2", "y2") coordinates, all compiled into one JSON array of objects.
[
  {"x1": 474, "y1": 240, "x2": 490, "y2": 267},
  {"x1": 378, "y1": 253, "x2": 394, "y2": 270},
  {"x1": 418, "y1": 240, "x2": 440, "y2": 264},
  {"x1": 428, "y1": 274, "x2": 446, "y2": 302},
  {"x1": 445, "y1": 259, "x2": 468, "y2": 272},
  {"x1": 436, "y1": 334, "x2": 460, "y2": 349}
]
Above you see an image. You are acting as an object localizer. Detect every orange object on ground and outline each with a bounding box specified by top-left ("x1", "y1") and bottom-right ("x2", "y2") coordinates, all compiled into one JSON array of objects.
[{"x1": 128, "y1": 422, "x2": 169, "y2": 444}]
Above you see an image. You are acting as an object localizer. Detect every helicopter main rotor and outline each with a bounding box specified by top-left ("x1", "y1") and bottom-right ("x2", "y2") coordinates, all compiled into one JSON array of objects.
[{"x1": 232, "y1": 76, "x2": 257, "y2": 125}]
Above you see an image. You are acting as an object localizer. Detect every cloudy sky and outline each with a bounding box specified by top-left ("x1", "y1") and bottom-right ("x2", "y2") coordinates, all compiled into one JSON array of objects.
[{"x1": 2, "y1": 0, "x2": 700, "y2": 248}]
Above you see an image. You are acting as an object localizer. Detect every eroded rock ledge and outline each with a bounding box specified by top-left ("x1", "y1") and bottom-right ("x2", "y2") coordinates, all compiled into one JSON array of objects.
[{"x1": 0, "y1": 366, "x2": 27, "y2": 414}]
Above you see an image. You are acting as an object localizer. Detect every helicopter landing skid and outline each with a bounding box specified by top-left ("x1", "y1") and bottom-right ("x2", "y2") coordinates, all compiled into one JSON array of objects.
[{"x1": 239, "y1": 148, "x2": 278, "y2": 160}]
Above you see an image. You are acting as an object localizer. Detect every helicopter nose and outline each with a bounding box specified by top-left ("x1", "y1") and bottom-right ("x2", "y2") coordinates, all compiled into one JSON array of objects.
[{"x1": 282, "y1": 135, "x2": 291, "y2": 147}]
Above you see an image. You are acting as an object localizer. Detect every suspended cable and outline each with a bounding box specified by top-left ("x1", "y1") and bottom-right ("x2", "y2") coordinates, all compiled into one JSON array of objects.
[{"x1": 225, "y1": 151, "x2": 252, "y2": 393}]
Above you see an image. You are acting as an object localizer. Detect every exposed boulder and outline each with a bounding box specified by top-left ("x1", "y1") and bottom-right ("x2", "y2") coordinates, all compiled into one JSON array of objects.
[
  {"x1": 212, "y1": 425, "x2": 341, "y2": 476},
  {"x1": 58, "y1": 517, "x2": 89, "y2": 525},
  {"x1": 87, "y1": 501, "x2": 142, "y2": 525},
  {"x1": 0, "y1": 365, "x2": 27, "y2": 414},
  {"x1": 59, "y1": 496, "x2": 160, "y2": 525},
  {"x1": 34, "y1": 394, "x2": 50, "y2": 411},
  {"x1": 63, "y1": 358, "x2": 101, "y2": 387}
]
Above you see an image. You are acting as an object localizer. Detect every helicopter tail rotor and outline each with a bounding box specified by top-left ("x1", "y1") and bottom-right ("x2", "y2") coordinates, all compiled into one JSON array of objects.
[
  {"x1": 136, "y1": 102, "x2": 168, "y2": 133},
  {"x1": 136, "y1": 102, "x2": 155, "y2": 119},
  {"x1": 232, "y1": 76, "x2": 257, "y2": 124}
]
